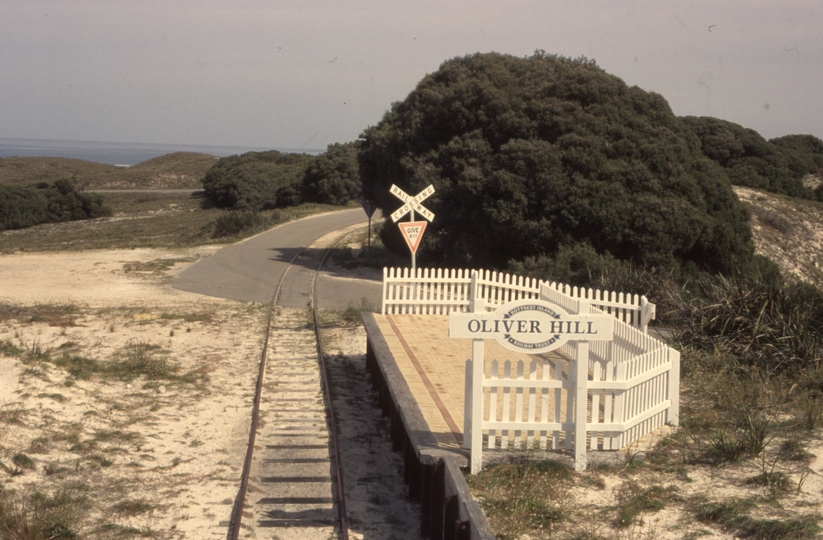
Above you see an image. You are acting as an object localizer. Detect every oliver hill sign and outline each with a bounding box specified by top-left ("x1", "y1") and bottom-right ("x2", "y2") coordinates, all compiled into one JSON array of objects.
[{"x1": 449, "y1": 299, "x2": 614, "y2": 354}]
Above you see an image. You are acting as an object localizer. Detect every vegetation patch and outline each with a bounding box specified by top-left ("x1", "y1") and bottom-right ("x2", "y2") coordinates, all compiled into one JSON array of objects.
[
  {"x1": 0, "y1": 484, "x2": 88, "y2": 540},
  {"x1": 113, "y1": 340, "x2": 176, "y2": 380},
  {"x1": 360, "y1": 51, "x2": 754, "y2": 276},
  {"x1": 466, "y1": 459, "x2": 574, "y2": 539},
  {"x1": 212, "y1": 209, "x2": 276, "y2": 238},
  {"x1": 691, "y1": 496, "x2": 819, "y2": 539},
  {"x1": 0, "y1": 179, "x2": 111, "y2": 232},
  {"x1": 613, "y1": 482, "x2": 675, "y2": 528}
]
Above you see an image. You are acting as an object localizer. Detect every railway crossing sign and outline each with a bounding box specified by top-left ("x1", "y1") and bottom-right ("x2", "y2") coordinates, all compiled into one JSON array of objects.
[
  {"x1": 389, "y1": 184, "x2": 435, "y2": 269},
  {"x1": 398, "y1": 221, "x2": 427, "y2": 254},
  {"x1": 390, "y1": 184, "x2": 435, "y2": 223}
]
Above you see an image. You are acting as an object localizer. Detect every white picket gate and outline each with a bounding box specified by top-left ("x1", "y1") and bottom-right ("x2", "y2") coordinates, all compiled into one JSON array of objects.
[{"x1": 381, "y1": 267, "x2": 680, "y2": 472}]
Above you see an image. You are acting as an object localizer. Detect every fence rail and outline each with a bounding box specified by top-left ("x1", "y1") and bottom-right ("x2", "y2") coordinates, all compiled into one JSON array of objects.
[{"x1": 383, "y1": 267, "x2": 655, "y2": 331}]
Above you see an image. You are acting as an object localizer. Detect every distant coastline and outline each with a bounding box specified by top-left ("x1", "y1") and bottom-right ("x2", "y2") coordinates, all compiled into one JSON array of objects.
[{"x1": 0, "y1": 137, "x2": 324, "y2": 166}]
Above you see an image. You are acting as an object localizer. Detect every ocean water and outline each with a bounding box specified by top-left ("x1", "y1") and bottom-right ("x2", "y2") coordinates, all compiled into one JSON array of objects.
[{"x1": 0, "y1": 138, "x2": 322, "y2": 166}]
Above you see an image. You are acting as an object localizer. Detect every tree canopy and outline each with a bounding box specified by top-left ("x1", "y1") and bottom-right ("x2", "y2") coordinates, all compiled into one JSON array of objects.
[
  {"x1": 300, "y1": 142, "x2": 360, "y2": 205},
  {"x1": 359, "y1": 52, "x2": 754, "y2": 275},
  {"x1": 682, "y1": 117, "x2": 818, "y2": 198}
]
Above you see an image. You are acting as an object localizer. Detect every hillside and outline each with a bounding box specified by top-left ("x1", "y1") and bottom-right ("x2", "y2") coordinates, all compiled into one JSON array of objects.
[
  {"x1": 0, "y1": 152, "x2": 217, "y2": 190},
  {"x1": 735, "y1": 183, "x2": 823, "y2": 289}
]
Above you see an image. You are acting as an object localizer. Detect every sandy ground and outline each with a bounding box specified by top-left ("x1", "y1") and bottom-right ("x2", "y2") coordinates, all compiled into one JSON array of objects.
[{"x1": 0, "y1": 247, "x2": 267, "y2": 538}]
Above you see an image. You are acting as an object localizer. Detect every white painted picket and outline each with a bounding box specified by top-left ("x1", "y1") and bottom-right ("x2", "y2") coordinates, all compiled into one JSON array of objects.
[
  {"x1": 466, "y1": 297, "x2": 679, "y2": 471},
  {"x1": 382, "y1": 267, "x2": 654, "y2": 331},
  {"x1": 476, "y1": 344, "x2": 679, "y2": 454}
]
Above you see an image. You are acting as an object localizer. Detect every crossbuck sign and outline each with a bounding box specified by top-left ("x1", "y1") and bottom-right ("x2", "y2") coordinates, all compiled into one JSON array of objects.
[
  {"x1": 390, "y1": 184, "x2": 435, "y2": 269},
  {"x1": 390, "y1": 184, "x2": 435, "y2": 223}
]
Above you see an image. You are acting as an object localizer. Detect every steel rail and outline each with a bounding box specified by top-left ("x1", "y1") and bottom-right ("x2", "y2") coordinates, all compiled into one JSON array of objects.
[
  {"x1": 227, "y1": 245, "x2": 300, "y2": 540},
  {"x1": 311, "y1": 242, "x2": 349, "y2": 540},
  {"x1": 227, "y1": 228, "x2": 359, "y2": 540}
]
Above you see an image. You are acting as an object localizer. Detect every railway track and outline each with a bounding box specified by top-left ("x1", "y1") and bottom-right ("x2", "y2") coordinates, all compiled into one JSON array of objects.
[{"x1": 227, "y1": 236, "x2": 350, "y2": 540}]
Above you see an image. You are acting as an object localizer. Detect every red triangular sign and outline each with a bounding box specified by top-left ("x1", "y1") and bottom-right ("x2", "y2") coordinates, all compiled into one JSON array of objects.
[{"x1": 398, "y1": 221, "x2": 427, "y2": 254}]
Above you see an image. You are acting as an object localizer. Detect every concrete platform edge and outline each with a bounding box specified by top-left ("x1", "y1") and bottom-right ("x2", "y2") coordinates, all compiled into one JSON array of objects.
[{"x1": 362, "y1": 312, "x2": 495, "y2": 540}]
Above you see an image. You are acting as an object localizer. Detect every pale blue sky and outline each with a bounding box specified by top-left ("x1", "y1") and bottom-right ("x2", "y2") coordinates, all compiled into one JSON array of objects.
[{"x1": 2, "y1": 0, "x2": 821, "y2": 149}]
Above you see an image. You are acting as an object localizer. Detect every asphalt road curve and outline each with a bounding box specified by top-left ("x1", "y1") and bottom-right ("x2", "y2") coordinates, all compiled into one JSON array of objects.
[{"x1": 172, "y1": 208, "x2": 381, "y2": 308}]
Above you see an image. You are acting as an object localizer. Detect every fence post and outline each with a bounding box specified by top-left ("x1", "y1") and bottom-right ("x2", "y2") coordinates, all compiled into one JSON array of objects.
[
  {"x1": 640, "y1": 296, "x2": 655, "y2": 334},
  {"x1": 382, "y1": 267, "x2": 388, "y2": 314},
  {"x1": 470, "y1": 338, "x2": 485, "y2": 474},
  {"x1": 668, "y1": 349, "x2": 680, "y2": 427},
  {"x1": 469, "y1": 270, "x2": 479, "y2": 311},
  {"x1": 574, "y1": 300, "x2": 591, "y2": 471},
  {"x1": 469, "y1": 296, "x2": 485, "y2": 474},
  {"x1": 463, "y1": 360, "x2": 472, "y2": 450}
]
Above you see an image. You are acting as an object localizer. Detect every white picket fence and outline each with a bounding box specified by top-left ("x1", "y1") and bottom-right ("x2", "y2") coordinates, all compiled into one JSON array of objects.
[
  {"x1": 381, "y1": 267, "x2": 679, "y2": 471},
  {"x1": 465, "y1": 314, "x2": 679, "y2": 471},
  {"x1": 382, "y1": 267, "x2": 656, "y2": 332}
]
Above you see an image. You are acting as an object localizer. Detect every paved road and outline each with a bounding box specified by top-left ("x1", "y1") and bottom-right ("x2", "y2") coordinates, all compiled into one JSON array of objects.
[{"x1": 172, "y1": 208, "x2": 383, "y2": 310}]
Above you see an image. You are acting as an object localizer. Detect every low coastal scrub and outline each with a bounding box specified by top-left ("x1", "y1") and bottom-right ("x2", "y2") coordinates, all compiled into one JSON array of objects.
[
  {"x1": 0, "y1": 179, "x2": 111, "y2": 232},
  {"x1": 669, "y1": 264, "x2": 823, "y2": 374},
  {"x1": 0, "y1": 485, "x2": 88, "y2": 540},
  {"x1": 212, "y1": 209, "x2": 278, "y2": 238}
]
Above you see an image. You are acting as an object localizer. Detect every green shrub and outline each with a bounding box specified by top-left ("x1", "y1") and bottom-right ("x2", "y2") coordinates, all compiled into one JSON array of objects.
[
  {"x1": 0, "y1": 180, "x2": 111, "y2": 232},
  {"x1": 683, "y1": 117, "x2": 817, "y2": 198},
  {"x1": 201, "y1": 150, "x2": 311, "y2": 210},
  {"x1": 114, "y1": 341, "x2": 176, "y2": 380},
  {"x1": 360, "y1": 52, "x2": 754, "y2": 275},
  {"x1": 670, "y1": 263, "x2": 823, "y2": 374},
  {"x1": 212, "y1": 210, "x2": 272, "y2": 238},
  {"x1": 0, "y1": 486, "x2": 86, "y2": 540},
  {"x1": 300, "y1": 142, "x2": 361, "y2": 205},
  {"x1": 770, "y1": 134, "x2": 823, "y2": 170},
  {"x1": 0, "y1": 185, "x2": 49, "y2": 231}
]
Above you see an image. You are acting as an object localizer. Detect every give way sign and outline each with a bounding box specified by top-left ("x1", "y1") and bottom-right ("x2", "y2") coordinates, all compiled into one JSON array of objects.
[{"x1": 398, "y1": 221, "x2": 427, "y2": 254}]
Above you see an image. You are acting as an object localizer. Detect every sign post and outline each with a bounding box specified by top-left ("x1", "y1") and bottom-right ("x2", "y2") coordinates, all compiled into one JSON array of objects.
[
  {"x1": 389, "y1": 184, "x2": 435, "y2": 270},
  {"x1": 360, "y1": 200, "x2": 378, "y2": 250},
  {"x1": 450, "y1": 298, "x2": 615, "y2": 472}
]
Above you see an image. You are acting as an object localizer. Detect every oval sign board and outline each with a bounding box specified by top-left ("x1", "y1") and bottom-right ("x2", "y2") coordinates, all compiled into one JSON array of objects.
[{"x1": 449, "y1": 299, "x2": 614, "y2": 354}]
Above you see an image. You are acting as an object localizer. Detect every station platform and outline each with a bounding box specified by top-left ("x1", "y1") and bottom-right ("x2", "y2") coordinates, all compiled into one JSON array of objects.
[{"x1": 362, "y1": 312, "x2": 565, "y2": 466}]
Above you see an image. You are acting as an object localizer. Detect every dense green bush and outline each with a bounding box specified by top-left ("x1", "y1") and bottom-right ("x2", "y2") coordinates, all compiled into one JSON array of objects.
[
  {"x1": 0, "y1": 179, "x2": 111, "y2": 232},
  {"x1": 359, "y1": 52, "x2": 753, "y2": 275},
  {"x1": 202, "y1": 144, "x2": 362, "y2": 211},
  {"x1": 0, "y1": 185, "x2": 49, "y2": 230},
  {"x1": 300, "y1": 142, "x2": 361, "y2": 205},
  {"x1": 201, "y1": 151, "x2": 312, "y2": 210},
  {"x1": 770, "y1": 134, "x2": 823, "y2": 170},
  {"x1": 682, "y1": 117, "x2": 817, "y2": 198}
]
